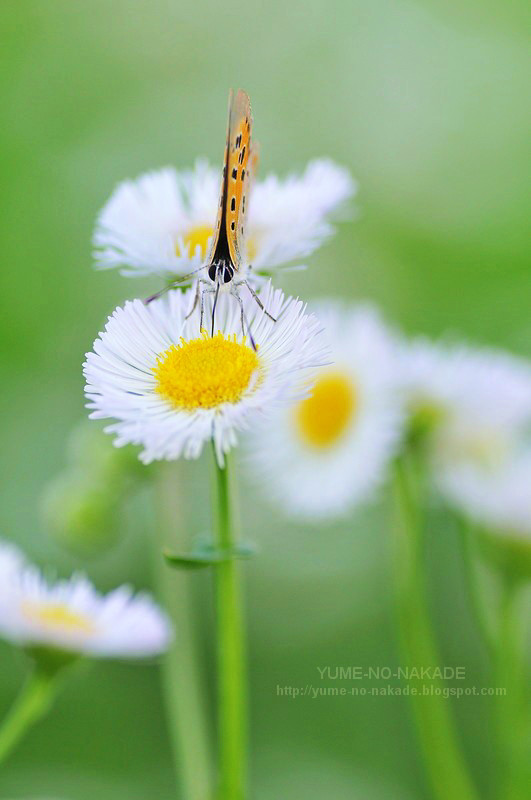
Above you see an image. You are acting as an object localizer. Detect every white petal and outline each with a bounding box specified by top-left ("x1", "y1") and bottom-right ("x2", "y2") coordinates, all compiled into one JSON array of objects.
[
  {"x1": 84, "y1": 284, "x2": 328, "y2": 465},
  {"x1": 0, "y1": 543, "x2": 172, "y2": 658},
  {"x1": 246, "y1": 302, "x2": 404, "y2": 520},
  {"x1": 93, "y1": 159, "x2": 356, "y2": 279}
]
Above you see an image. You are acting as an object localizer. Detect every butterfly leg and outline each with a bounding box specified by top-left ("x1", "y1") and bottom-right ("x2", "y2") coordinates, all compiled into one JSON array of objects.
[
  {"x1": 199, "y1": 283, "x2": 217, "y2": 333},
  {"x1": 230, "y1": 287, "x2": 257, "y2": 351},
  {"x1": 230, "y1": 287, "x2": 246, "y2": 337},
  {"x1": 239, "y1": 280, "x2": 277, "y2": 322}
]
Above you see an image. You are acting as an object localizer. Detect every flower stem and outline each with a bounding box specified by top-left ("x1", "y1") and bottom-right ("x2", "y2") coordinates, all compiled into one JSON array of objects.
[
  {"x1": 213, "y1": 449, "x2": 247, "y2": 800},
  {"x1": 458, "y1": 518, "x2": 497, "y2": 661},
  {"x1": 0, "y1": 667, "x2": 57, "y2": 766},
  {"x1": 155, "y1": 462, "x2": 213, "y2": 800},
  {"x1": 392, "y1": 456, "x2": 478, "y2": 800},
  {"x1": 494, "y1": 577, "x2": 528, "y2": 800}
]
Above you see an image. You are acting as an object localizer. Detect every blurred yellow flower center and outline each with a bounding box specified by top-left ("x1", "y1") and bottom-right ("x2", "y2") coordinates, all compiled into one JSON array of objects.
[
  {"x1": 445, "y1": 426, "x2": 508, "y2": 469},
  {"x1": 177, "y1": 225, "x2": 213, "y2": 259},
  {"x1": 295, "y1": 371, "x2": 356, "y2": 449},
  {"x1": 246, "y1": 237, "x2": 257, "y2": 262},
  {"x1": 154, "y1": 332, "x2": 260, "y2": 410},
  {"x1": 176, "y1": 224, "x2": 257, "y2": 263},
  {"x1": 23, "y1": 603, "x2": 95, "y2": 634}
]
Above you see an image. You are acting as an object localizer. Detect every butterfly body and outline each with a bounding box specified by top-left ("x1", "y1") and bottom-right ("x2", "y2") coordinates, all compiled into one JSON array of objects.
[
  {"x1": 206, "y1": 88, "x2": 253, "y2": 286},
  {"x1": 145, "y1": 89, "x2": 275, "y2": 343}
]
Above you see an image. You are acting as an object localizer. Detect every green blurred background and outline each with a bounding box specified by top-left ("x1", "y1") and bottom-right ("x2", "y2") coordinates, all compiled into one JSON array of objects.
[{"x1": 0, "y1": 0, "x2": 529, "y2": 797}]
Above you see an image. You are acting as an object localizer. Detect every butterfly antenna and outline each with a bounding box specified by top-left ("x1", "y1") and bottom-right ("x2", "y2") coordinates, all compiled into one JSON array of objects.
[
  {"x1": 144, "y1": 264, "x2": 209, "y2": 305},
  {"x1": 211, "y1": 280, "x2": 221, "y2": 337}
]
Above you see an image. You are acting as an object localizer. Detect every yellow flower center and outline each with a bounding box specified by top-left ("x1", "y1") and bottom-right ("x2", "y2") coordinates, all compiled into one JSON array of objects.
[
  {"x1": 23, "y1": 603, "x2": 96, "y2": 635},
  {"x1": 246, "y1": 237, "x2": 257, "y2": 263},
  {"x1": 154, "y1": 332, "x2": 260, "y2": 410},
  {"x1": 176, "y1": 225, "x2": 213, "y2": 259},
  {"x1": 175, "y1": 224, "x2": 258, "y2": 263},
  {"x1": 295, "y1": 371, "x2": 357, "y2": 449}
]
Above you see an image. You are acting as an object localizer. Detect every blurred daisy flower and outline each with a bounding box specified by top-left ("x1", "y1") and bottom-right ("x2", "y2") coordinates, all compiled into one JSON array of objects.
[
  {"x1": 0, "y1": 541, "x2": 171, "y2": 659},
  {"x1": 246, "y1": 303, "x2": 404, "y2": 520},
  {"x1": 437, "y1": 451, "x2": 531, "y2": 539},
  {"x1": 84, "y1": 284, "x2": 328, "y2": 465},
  {"x1": 402, "y1": 339, "x2": 531, "y2": 535},
  {"x1": 0, "y1": 541, "x2": 26, "y2": 587},
  {"x1": 403, "y1": 340, "x2": 531, "y2": 464},
  {"x1": 93, "y1": 159, "x2": 355, "y2": 280}
]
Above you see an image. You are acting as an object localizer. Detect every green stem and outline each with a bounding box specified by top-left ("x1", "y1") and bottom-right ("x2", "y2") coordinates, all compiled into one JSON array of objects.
[
  {"x1": 0, "y1": 668, "x2": 57, "y2": 766},
  {"x1": 458, "y1": 518, "x2": 497, "y2": 661},
  {"x1": 392, "y1": 456, "x2": 478, "y2": 800},
  {"x1": 495, "y1": 578, "x2": 528, "y2": 800},
  {"x1": 213, "y1": 448, "x2": 247, "y2": 800},
  {"x1": 154, "y1": 463, "x2": 213, "y2": 800}
]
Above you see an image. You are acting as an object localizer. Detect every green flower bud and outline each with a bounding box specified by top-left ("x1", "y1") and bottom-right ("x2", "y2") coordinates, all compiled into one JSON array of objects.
[
  {"x1": 41, "y1": 471, "x2": 120, "y2": 556},
  {"x1": 67, "y1": 421, "x2": 146, "y2": 488}
]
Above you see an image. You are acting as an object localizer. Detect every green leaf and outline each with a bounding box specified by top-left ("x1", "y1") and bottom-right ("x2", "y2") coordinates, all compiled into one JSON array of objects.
[{"x1": 163, "y1": 541, "x2": 257, "y2": 570}]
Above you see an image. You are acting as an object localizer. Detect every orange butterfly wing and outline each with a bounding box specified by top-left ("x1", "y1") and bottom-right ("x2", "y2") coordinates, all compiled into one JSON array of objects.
[{"x1": 225, "y1": 89, "x2": 252, "y2": 271}]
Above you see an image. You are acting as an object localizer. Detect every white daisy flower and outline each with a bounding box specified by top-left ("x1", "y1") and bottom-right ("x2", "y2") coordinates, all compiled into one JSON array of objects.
[
  {"x1": 83, "y1": 284, "x2": 328, "y2": 465},
  {"x1": 246, "y1": 302, "x2": 404, "y2": 520},
  {"x1": 437, "y1": 451, "x2": 531, "y2": 538},
  {"x1": 402, "y1": 339, "x2": 531, "y2": 534},
  {"x1": 93, "y1": 159, "x2": 355, "y2": 279},
  {"x1": 0, "y1": 544, "x2": 172, "y2": 658},
  {"x1": 403, "y1": 339, "x2": 531, "y2": 462},
  {"x1": 0, "y1": 541, "x2": 26, "y2": 587}
]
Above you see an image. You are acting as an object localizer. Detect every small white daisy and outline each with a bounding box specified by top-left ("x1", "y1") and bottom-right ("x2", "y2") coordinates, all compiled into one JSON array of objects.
[
  {"x1": 0, "y1": 541, "x2": 26, "y2": 587},
  {"x1": 0, "y1": 544, "x2": 172, "y2": 658},
  {"x1": 402, "y1": 339, "x2": 531, "y2": 462},
  {"x1": 246, "y1": 302, "x2": 404, "y2": 520},
  {"x1": 83, "y1": 284, "x2": 328, "y2": 465},
  {"x1": 437, "y1": 451, "x2": 531, "y2": 538},
  {"x1": 402, "y1": 339, "x2": 531, "y2": 534},
  {"x1": 93, "y1": 159, "x2": 355, "y2": 279}
]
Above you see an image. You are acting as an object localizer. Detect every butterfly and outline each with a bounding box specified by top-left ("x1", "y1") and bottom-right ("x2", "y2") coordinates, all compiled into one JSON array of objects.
[{"x1": 146, "y1": 89, "x2": 275, "y2": 347}]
